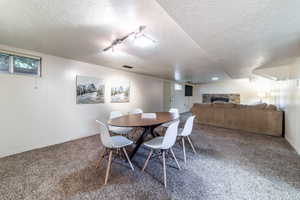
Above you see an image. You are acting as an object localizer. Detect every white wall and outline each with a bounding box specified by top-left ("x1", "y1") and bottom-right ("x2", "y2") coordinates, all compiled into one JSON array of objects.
[
  {"x1": 164, "y1": 79, "x2": 262, "y2": 113},
  {"x1": 252, "y1": 61, "x2": 300, "y2": 154},
  {"x1": 275, "y1": 63, "x2": 300, "y2": 154},
  {"x1": 194, "y1": 78, "x2": 276, "y2": 104},
  {"x1": 278, "y1": 79, "x2": 300, "y2": 154},
  {"x1": 0, "y1": 44, "x2": 164, "y2": 158},
  {"x1": 163, "y1": 81, "x2": 197, "y2": 113}
]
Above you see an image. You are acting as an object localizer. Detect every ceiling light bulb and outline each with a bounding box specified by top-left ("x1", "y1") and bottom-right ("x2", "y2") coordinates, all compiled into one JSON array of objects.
[
  {"x1": 133, "y1": 36, "x2": 154, "y2": 48},
  {"x1": 103, "y1": 25, "x2": 156, "y2": 51},
  {"x1": 211, "y1": 77, "x2": 219, "y2": 81}
]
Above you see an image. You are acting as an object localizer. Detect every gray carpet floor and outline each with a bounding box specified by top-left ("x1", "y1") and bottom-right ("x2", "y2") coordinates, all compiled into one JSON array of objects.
[{"x1": 1, "y1": 116, "x2": 300, "y2": 200}]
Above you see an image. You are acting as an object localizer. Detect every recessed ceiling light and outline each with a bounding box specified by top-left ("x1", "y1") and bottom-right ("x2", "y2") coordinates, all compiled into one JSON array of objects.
[
  {"x1": 122, "y1": 65, "x2": 133, "y2": 69},
  {"x1": 211, "y1": 77, "x2": 219, "y2": 81}
]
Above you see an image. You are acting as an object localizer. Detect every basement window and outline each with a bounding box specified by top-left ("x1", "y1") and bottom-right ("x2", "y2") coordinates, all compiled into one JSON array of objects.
[
  {"x1": 13, "y1": 55, "x2": 40, "y2": 75},
  {"x1": 0, "y1": 53, "x2": 10, "y2": 72},
  {"x1": 0, "y1": 50, "x2": 41, "y2": 76}
]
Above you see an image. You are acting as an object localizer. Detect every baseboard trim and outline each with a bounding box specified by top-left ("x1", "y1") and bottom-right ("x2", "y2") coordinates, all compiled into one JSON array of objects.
[
  {"x1": 285, "y1": 136, "x2": 300, "y2": 155},
  {"x1": 0, "y1": 133, "x2": 99, "y2": 159}
]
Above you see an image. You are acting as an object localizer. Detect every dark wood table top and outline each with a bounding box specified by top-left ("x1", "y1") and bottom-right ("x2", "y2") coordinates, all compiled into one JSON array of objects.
[{"x1": 108, "y1": 112, "x2": 177, "y2": 127}]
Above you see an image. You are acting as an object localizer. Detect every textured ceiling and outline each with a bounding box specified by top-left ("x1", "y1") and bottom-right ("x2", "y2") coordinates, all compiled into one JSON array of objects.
[
  {"x1": 0, "y1": 0, "x2": 299, "y2": 83},
  {"x1": 157, "y1": 0, "x2": 300, "y2": 79}
]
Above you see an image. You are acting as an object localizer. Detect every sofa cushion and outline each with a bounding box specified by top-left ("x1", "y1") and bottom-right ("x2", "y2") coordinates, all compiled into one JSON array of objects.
[
  {"x1": 195, "y1": 103, "x2": 212, "y2": 108},
  {"x1": 247, "y1": 103, "x2": 267, "y2": 110},
  {"x1": 235, "y1": 104, "x2": 248, "y2": 109},
  {"x1": 266, "y1": 104, "x2": 277, "y2": 111},
  {"x1": 213, "y1": 102, "x2": 236, "y2": 108}
]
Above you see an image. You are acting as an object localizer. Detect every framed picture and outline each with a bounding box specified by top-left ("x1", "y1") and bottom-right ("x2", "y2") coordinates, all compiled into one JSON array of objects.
[
  {"x1": 111, "y1": 80, "x2": 130, "y2": 103},
  {"x1": 76, "y1": 76, "x2": 105, "y2": 104}
]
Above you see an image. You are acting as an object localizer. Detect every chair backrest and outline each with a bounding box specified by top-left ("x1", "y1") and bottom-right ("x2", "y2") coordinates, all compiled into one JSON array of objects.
[
  {"x1": 96, "y1": 120, "x2": 113, "y2": 148},
  {"x1": 162, "y1": 121, "x2": 180, "y2": 149},
  {"x1": 110, "y1": 111, "x2": 123, "y2": 119},
  {"x1": 130, "y1": 108, "x2": 143, "y2": 114},
  {"x1": 180, "y1": 115, "x2": 195, "y2": 136},
  {"x1": 169, "y1": 108, "x2": 179, "y2": 119}
]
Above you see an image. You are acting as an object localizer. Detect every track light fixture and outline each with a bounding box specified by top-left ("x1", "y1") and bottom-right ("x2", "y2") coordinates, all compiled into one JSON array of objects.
[{"x1": 103, "y1": 25, "x2": 156, "y2": 52}]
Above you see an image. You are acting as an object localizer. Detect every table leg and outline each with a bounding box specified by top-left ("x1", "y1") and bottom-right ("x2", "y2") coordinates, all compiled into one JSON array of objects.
[
  {"x1": 130, "y1": 127, "x2": 149, "y2": 159},
  {"x1": 150, "y1": 126, "x2": 157, "y2": 137},
  {"x1": 129, "y1": 125, "x2": 161, "y2": 160}
]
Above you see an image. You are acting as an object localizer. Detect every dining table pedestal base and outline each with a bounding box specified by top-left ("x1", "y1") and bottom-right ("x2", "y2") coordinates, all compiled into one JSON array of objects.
[{"x1": 129, "y1": 125, "x2": 159, "y2": 160}]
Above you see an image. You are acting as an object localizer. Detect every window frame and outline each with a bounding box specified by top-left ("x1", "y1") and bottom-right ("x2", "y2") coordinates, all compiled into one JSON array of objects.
[{"x1": 0, "y1": 50, "x2": 41, "y2": 77}]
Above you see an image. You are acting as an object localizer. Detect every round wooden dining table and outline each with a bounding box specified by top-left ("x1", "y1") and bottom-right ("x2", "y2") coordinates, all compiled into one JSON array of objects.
[{"x1": 107, "y1": 112, "x2": 177, "y2": 160}]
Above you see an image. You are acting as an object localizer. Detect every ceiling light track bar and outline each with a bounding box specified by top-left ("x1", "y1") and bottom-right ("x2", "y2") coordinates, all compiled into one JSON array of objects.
[{"x1": 102, "y1": 25, "x2": 155, "y2": 52}]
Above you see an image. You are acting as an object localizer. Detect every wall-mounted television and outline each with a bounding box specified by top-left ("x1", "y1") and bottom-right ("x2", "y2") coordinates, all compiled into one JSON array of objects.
[{"x1": 185, "y1": 85, "x2": 193, "y2": 96}]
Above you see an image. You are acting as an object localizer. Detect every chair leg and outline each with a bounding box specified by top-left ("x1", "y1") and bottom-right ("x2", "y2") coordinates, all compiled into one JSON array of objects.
[
  {"x1": 142, "y1": 149, "x2": 153, "y2": 171},
  {"x1": 96, "y1": 148, "x2": 106, "y2": 169},
  {"x1": 187, "y1": 136, "x2": 197, "y2": 154},
  {"x1": 163, "y1": 127, "x2": 167, "y2": 135},
  {"x1": 182, "y1": 137, "x2": 187, "y2": 163},
  {"x1": 116, "y1": 148, "x2": 120, "y2": 158},
  {"x1": 162, "y1": 150, "x2": 167, "y2": 188},
  {"x1": 104, "y1": 150, "x2": 113, "y2": 185},
  {"x1": 170, "y1": 148, "x2": 181, "y2": 170},
  {"x1": 122, "y1": 148, "x2": 134, "y2": 171}
]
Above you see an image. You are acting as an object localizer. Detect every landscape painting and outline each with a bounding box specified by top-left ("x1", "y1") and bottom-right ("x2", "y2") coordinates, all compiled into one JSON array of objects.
[
  {"x1": 111, "y1": 80, "x2": 130, "y2": 103},
  {"x1": 76, "y1": 76, "x2": 105, "y2": 104}
]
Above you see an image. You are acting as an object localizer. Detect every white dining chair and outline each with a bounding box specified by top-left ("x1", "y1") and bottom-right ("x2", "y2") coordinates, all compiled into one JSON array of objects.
[
  {"x1": 109, "y1": 111, "x2": 133, "y2": 135},
  {"x1": 95, "y1": 120, "x2": 134, "y2": 185},
  {"x1": 130, "y1": 108, "x2": 143, "y2": 114},
  {"x1": 161, "y1": 108, "x2": 180, "y2": 128},
  {"x1": 142, "y1": 121, "x2": 181, "y2": 188},
  {"x1": 178, "y1": 115, "x2": 197, "y2": 163}
]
